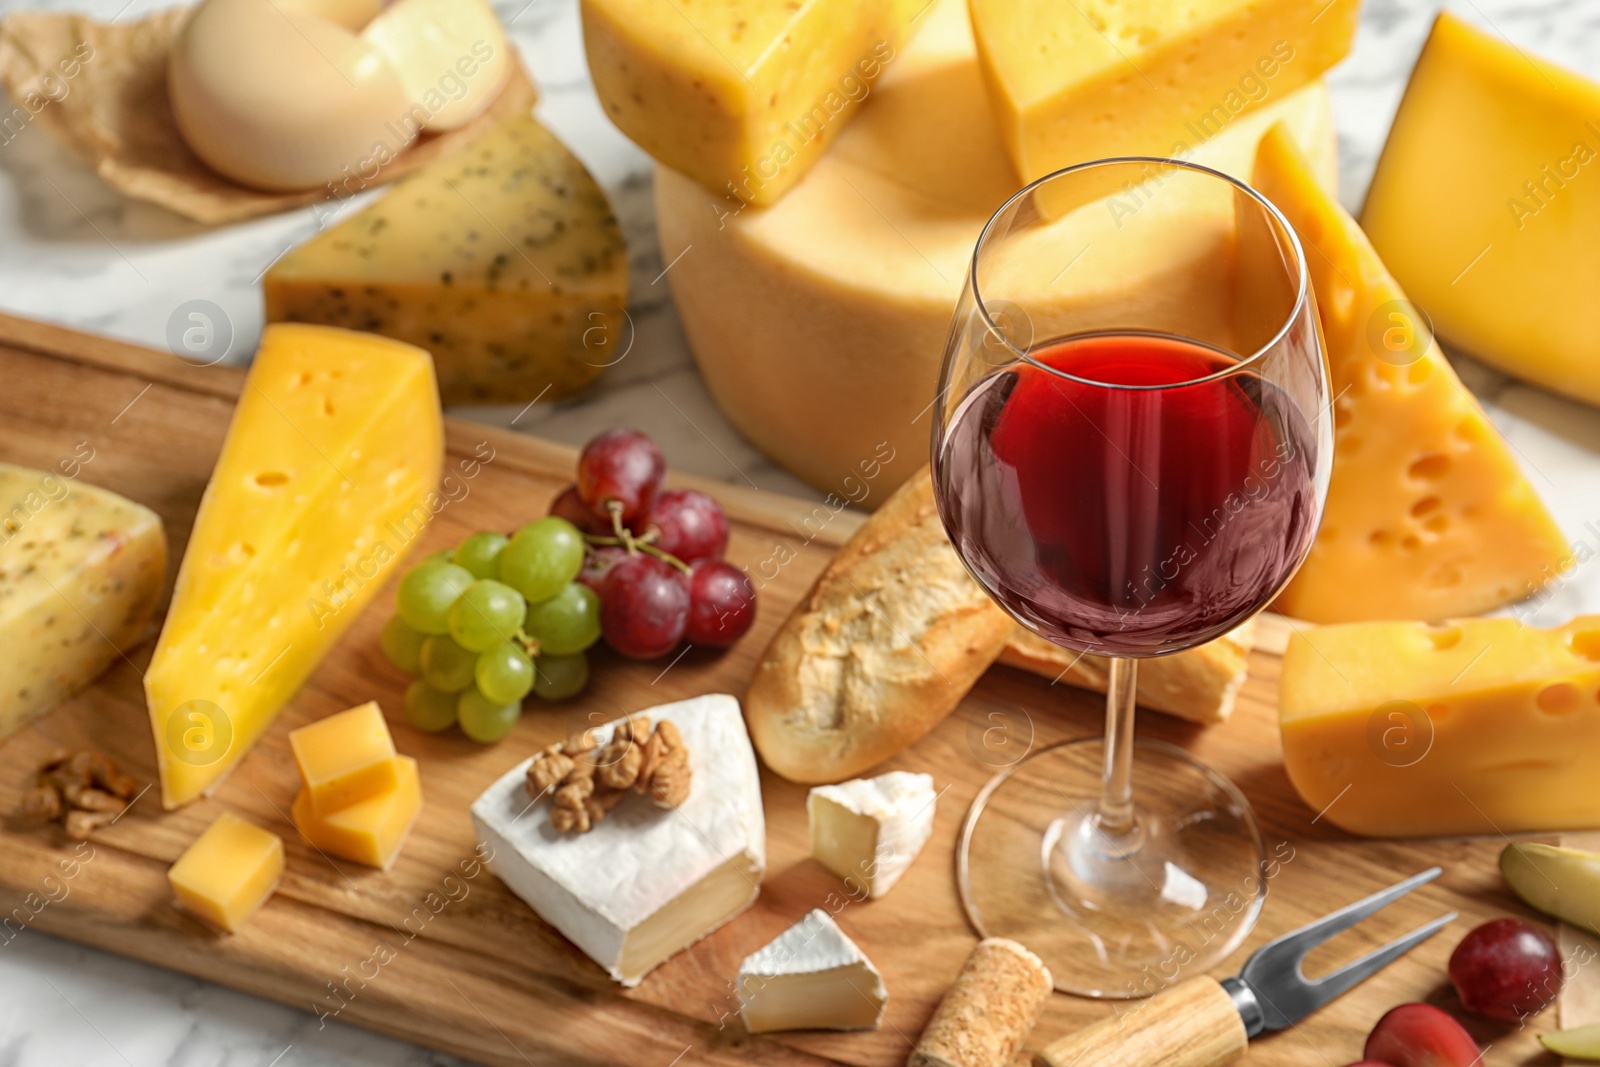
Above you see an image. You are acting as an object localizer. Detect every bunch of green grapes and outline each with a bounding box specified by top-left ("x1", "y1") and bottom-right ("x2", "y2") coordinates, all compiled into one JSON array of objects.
[{"x1": 381, "y1": 517, "x2": 600, "y2": 743}]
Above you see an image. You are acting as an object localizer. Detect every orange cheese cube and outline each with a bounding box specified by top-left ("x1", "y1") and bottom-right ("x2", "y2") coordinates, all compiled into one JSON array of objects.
[
  {"x1": 167, "y1": 811, "x2": 284, "y2": 932},
  {"x1": 292, "y1": 756, "x2": 422, "y2": 871},
  {"x1": 289, "y1": 701, "x2": 399, "y2": 818}
]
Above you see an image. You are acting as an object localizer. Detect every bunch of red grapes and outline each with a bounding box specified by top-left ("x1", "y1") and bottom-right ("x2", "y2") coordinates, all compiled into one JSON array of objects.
[{"x1": 551, "y1": 428, "x2": 757, "y2": 659}]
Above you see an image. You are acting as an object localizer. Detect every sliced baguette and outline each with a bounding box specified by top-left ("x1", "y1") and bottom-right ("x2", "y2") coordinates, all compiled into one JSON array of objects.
[{"x1": 743, "y1": 467, "x2": 1014, "y2": 784}]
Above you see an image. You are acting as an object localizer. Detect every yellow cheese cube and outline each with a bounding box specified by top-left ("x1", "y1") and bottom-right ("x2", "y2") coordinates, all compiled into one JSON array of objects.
[
  {"x1": 1361, "y1": 13, "x2": 1600, "y2": 408},
  {"x1": 1280, "y1": 616, "x2": 1600, "y2": 837},
  {"x1": 292, "y1": 756, "x2": 421, "y2": 871},
  {"x1": 289, "y1": 701, "x2": 399, "y2": 818},
  {"x1": 968, "y1": 0, "x2": 1360, "y2": 184},
  {"x1": 145, "y1": 324, "x2": 442, "y2": 809},
  {"x1": 1253, "y1": 124, "x2": 1570, "y2": 623},
  {"x1": 167, "y1": 811, "x2": 284, "y2": 932},
  {"x1": 581, "y1": 0, "x2": 914, "y2": 207}
]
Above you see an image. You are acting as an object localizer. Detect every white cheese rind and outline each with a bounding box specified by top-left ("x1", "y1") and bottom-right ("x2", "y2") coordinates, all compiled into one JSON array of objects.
[
  {"x1": 470, "y1": 694, "x2": 765, "y2": 986},
  {"x1": 808, "y1": 771, "x2": 935, "y2": 899},
  {"x1": 738, "y1": 909, "x2": 886, "y2": 1033}
]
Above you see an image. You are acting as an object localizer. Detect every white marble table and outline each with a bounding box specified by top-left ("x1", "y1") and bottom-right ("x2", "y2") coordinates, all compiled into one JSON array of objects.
[{"x1": 1, "y1": 0, "x2": 1597, "y2": 1063}]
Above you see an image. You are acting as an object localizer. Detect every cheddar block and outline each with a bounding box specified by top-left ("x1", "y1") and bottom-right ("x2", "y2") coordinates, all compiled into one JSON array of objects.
[
  {"x1": 1254, "y1": 125, "x2": 1569, "y2": 623},
  {"x1": 288, "y1": 701, "x2": 399, "y2": 818},
  {"x1": 582, "y1": 0, "x2": 914, "y2": 207},
  {"x1": 998, "y1": 621, "x2": 1254, "y2": 725},
  {"x1": 0, "y1": 464, "x2": 166, "y2": 740},
  {"x1": 1280, "y1": 617, "x2": 1600, "y2": 837},
  {"x1": 968, "y1": 0, "x2": 1359, "y2": 184},
  {"x1": 265, "y1": 116, "x2": 627, "y2": 406},
  {"x1": 656, "y1": 0, "x2": 1338, "y2": 494},
  {"x1": 292, "y1": 756, "x2": 421, "y2": 870},
  {"x1": 145, "y1": 325, "x2": 442, "y2": 809},
  {"x1": 168, "y1": 812, "x2": 284, "y2": 932},
  {"x1": 1361, "y1": 13, "x2": 1600, "y2": 408}
]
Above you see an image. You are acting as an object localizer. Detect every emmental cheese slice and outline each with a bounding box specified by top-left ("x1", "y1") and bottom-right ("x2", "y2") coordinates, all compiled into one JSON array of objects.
[
  {"x1": 145, "y1": 324, "x2": 442, "y2": 809},
  {"x1": 738, "y1": 910, "x2": 887, "y2": 1033},
  {"x1": 264, "y1": 116, "x2": 628, "y2": 407},
  {"x1": 582, "y1": 0, "x2": 915, "y2": 207},
  {"x1": 968, "y1": 0, "x2": 1360, "y2": 185},
  {"x1": 0, "y1": 464, "x2": 166, "y2": 740},
  {"x1": 1279, "y1": 616, "x2": 1600, "y2": 836},
  {"x1": 1361, "y1": 13, "x2": 1600, "y2": 409},
  {"x1": 1254, "y1": 125, "x2": 1570, "y2": 623},
  {"x1": 656, "y1": 0, "x2": 1340, "y2": 495},
  {"x1": 470, "y1": 695, "x2": 764, "y2": 986}
]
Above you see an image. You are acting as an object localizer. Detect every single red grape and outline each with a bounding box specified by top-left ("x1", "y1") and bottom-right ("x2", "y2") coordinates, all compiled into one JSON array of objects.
[
  {"x1": 686, "y1": 560, "x2": 756, "y2": 647},
  {"x1": 647, "y1": 488, "x2": 729, "y2": 564},
  {"x1": 577, "y1": 428, "x2": 665, "y2": 526},
  {"x1": 549, "y1": 484, "x2": 605, "y2": 535},
  {"x1": 1448, "y1": 918, "x2": 1561, "y2": 1021},
  {"x1": 1364, "y1": 1003, "x2": 1480, "y2": 1067},
  {"x1": 577, "y1": 545, "x2": 627, "y2": 595},
  {"x1": 601, "y1": 554, "x2": 689, "y2": 659}
]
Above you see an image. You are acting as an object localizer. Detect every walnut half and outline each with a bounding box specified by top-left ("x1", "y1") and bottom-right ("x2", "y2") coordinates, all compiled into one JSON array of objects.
[{"x1": 525, "y1": 717, "x2": 693, "y2": 833}]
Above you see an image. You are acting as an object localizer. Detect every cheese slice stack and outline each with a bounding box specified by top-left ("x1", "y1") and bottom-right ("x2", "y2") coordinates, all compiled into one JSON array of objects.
[
  {"x1": 0, "y1": 464, "x2": 166, "y2": 740},
  {"x1": 1362, "y1": 13, "x2": 1600, "y2": 408},
  {"x1": 738, "y1": 909, "x2": 887, "y2": 1033},
  {"x1": 1280, "y1": 616, "x2": 1600, "y2": 836},
  {"x1": 145, "y1": 324, "x2": 443, "y2": 808},
  {"x1": 265, "y1": 116, "x2": 628, "y2": 407},
  {"x1": 1254, "y1": 125, "x2": 1570, "y2": 623},
  {"x1": 471, "y1": 695, "x2": 765, "y2": 986},
  {"x1": 808, "y1": 772, "x2": 935, "y2": 899},
  {"x1": 656, "y1": 0, "x2": 1340, "y2": 493}
]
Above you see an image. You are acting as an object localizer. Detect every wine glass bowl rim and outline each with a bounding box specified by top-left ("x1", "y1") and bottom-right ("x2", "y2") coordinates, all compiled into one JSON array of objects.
[{"x1": 968, "y1": 155, "x2": 1311, "y2": 392}]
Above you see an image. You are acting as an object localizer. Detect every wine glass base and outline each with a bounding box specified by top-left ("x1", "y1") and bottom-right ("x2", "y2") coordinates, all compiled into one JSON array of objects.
[{"x1": 957, "y1": 738, "x2": 1266, "y2": 999}]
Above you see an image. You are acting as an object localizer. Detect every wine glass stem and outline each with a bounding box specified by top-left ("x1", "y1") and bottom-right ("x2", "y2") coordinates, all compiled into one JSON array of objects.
[{"x1": 1097, "y1": 656, "x2": 1139, "y2": 837}]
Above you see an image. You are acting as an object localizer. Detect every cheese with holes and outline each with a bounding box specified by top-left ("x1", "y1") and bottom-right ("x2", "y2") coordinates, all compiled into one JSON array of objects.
[
  {"x1": 808, "y1": 772, "x2": 934, "y2": 899},
  {"x1": 0, "y1": 464, "x2": 166, "y2": 740},
  {"x1": 168, "y1": 811, "x2": 284, "y2": 931},
  {"x1": 293, "y1": 755, "x2": 421, "y2": 870},
  {"x1": 264, "y1": 116, "x2": 627, "y2": 406},
  {"x1": 145, "y1": 324, "x2": 442, "y2": 809},
  {"x1": 1254, "y1": 125, "x2": 1569, "y2": 623},
  {"x1": 582, "y1": 0, "x2": 915, "y2": 207},
  {"x1": 470, "y1": 695, "x2": 764, "y2": 986},
  {"x1": 1361, "y1": 13, "x2": 1600, "y2": 408},
  {"x1": 1280, "y1": 617, "x2": 1600, "y2": 836},
  {"x1": 968, "y1": 0, "x2": 1359, "y2": 185},
  {"x1": 738, "y1": 909, "x2": 886, "y2": 1033},
  {"x1": 656, "y1": 0, "x2": 1338, "y2": 494},
  {"x1": 289, "y1": 700, "x2": 400, "y2": 817}
]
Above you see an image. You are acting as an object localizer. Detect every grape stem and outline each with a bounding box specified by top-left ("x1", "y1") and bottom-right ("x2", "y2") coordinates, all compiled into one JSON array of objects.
[
  {"x1": 589, "y1": 500, "x2": 693, "y2": 575},
  {"x1": 515, "y1": 629, "x2": 541, "y2": 657}
]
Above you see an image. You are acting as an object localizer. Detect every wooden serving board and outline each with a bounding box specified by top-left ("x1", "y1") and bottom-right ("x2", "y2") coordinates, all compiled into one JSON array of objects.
[{"x1": 0, "y1": 314, "x2": 1566, "y2": 1066}]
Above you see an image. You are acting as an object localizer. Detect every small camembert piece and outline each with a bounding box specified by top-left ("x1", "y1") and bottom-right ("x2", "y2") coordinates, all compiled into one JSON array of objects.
[
  {"x1": 738, "y1": 909, "x2": 886, "y2": 1034},
  {"x1": 167, "y1": 811, "x2": 283, "y2": 933},
  {"x1": 292, "y1": 755, "x2": 422, "y2": 871},
  {"x1": 289, "y1": 701, "x2": 400, "y2": 818},
  {"x1": 808, "y1": 771, "x2": 935, "y2": 899},
  {"x1": 470, "y1": 694, "x2": 764, "y2": 986}
]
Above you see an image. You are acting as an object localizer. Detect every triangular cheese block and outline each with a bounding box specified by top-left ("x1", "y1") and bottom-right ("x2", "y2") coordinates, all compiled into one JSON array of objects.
[
  {"x1": 738, "y1": 909, "x2": 887, "y2": 1033},
  {"x1": 1254, "y1": 124, "x2": 1569, "y2": 623},
  {"x1": 146, "y1": 324, "x2": 442, "y2": 807}
]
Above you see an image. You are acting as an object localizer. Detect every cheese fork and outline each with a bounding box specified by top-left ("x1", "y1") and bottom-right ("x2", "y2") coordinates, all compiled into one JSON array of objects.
[{"x1": 1035, "y1": 867, "x2": 1456, "y2": 1067}]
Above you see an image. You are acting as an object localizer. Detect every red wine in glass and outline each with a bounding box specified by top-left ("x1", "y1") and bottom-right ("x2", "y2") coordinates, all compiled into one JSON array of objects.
[{"x1": 937, "y1": 330, "x2": 1318, "y2": 657}]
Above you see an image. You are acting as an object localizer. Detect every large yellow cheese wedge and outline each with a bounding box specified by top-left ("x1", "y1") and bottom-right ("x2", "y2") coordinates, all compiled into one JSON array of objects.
[
  {"x1": 146, "y1": 325, "x2": 442, "y2": 809},
  {"x1": 1361, "y1": 13, "x2": 1600, "y2": 408},
  {"x1": 265, "y1": 116, "x2": 627, "y2": 407},
  {"x1": 1280, "y1": 616, "x2": 1600, "y2": 836},
  {"x1": 968, "y1": 0, "x2": 1360, "y2": 184},
  {"x1": 1254, "y1": 125, "x2": 1569, "y2": 623},
  {"x1": 583, "y1": 0, "x2": 915, "y2": 207},
  {"x1": 657, "y1": 0, "x2": 1338, "y2": 495}
]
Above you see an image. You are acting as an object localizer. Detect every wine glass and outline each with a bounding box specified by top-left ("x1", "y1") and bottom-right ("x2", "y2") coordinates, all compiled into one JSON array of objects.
[{"x1": 932, "y1": 158, "x2": 1332, "y2": 998}]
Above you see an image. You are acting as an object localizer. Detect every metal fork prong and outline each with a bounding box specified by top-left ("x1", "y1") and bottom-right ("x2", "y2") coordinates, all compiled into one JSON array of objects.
[
  {"x1": 1304, "y1": 909, "x2": 1458, "y2": 1004},
  {"x1": 1241, "y1": 867, "x2": 1443, "y2": 981}
]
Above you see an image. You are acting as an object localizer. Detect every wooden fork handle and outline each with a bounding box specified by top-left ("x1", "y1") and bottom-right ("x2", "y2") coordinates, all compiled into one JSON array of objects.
[{"x1": 1034, "y1": 976, "x2": 1248, "y2": 1067}]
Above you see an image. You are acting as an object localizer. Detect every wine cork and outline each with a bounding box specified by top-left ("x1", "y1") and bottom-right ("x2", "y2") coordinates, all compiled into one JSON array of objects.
[{"x1": 908, "y1": 937, "x2": 1053, "y2": 1067}]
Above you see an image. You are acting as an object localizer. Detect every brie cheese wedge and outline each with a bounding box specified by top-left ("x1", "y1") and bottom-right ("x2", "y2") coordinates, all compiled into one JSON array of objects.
[
  {"x1": 470, "y1": 694, "x2": 765, "y2": 986},
  {"x1": 738, "y1": 909, "x2": 886, "y2": 1033},
  {"x1": 808, "y1": 772, "x2": 936, "y2": 899}
]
